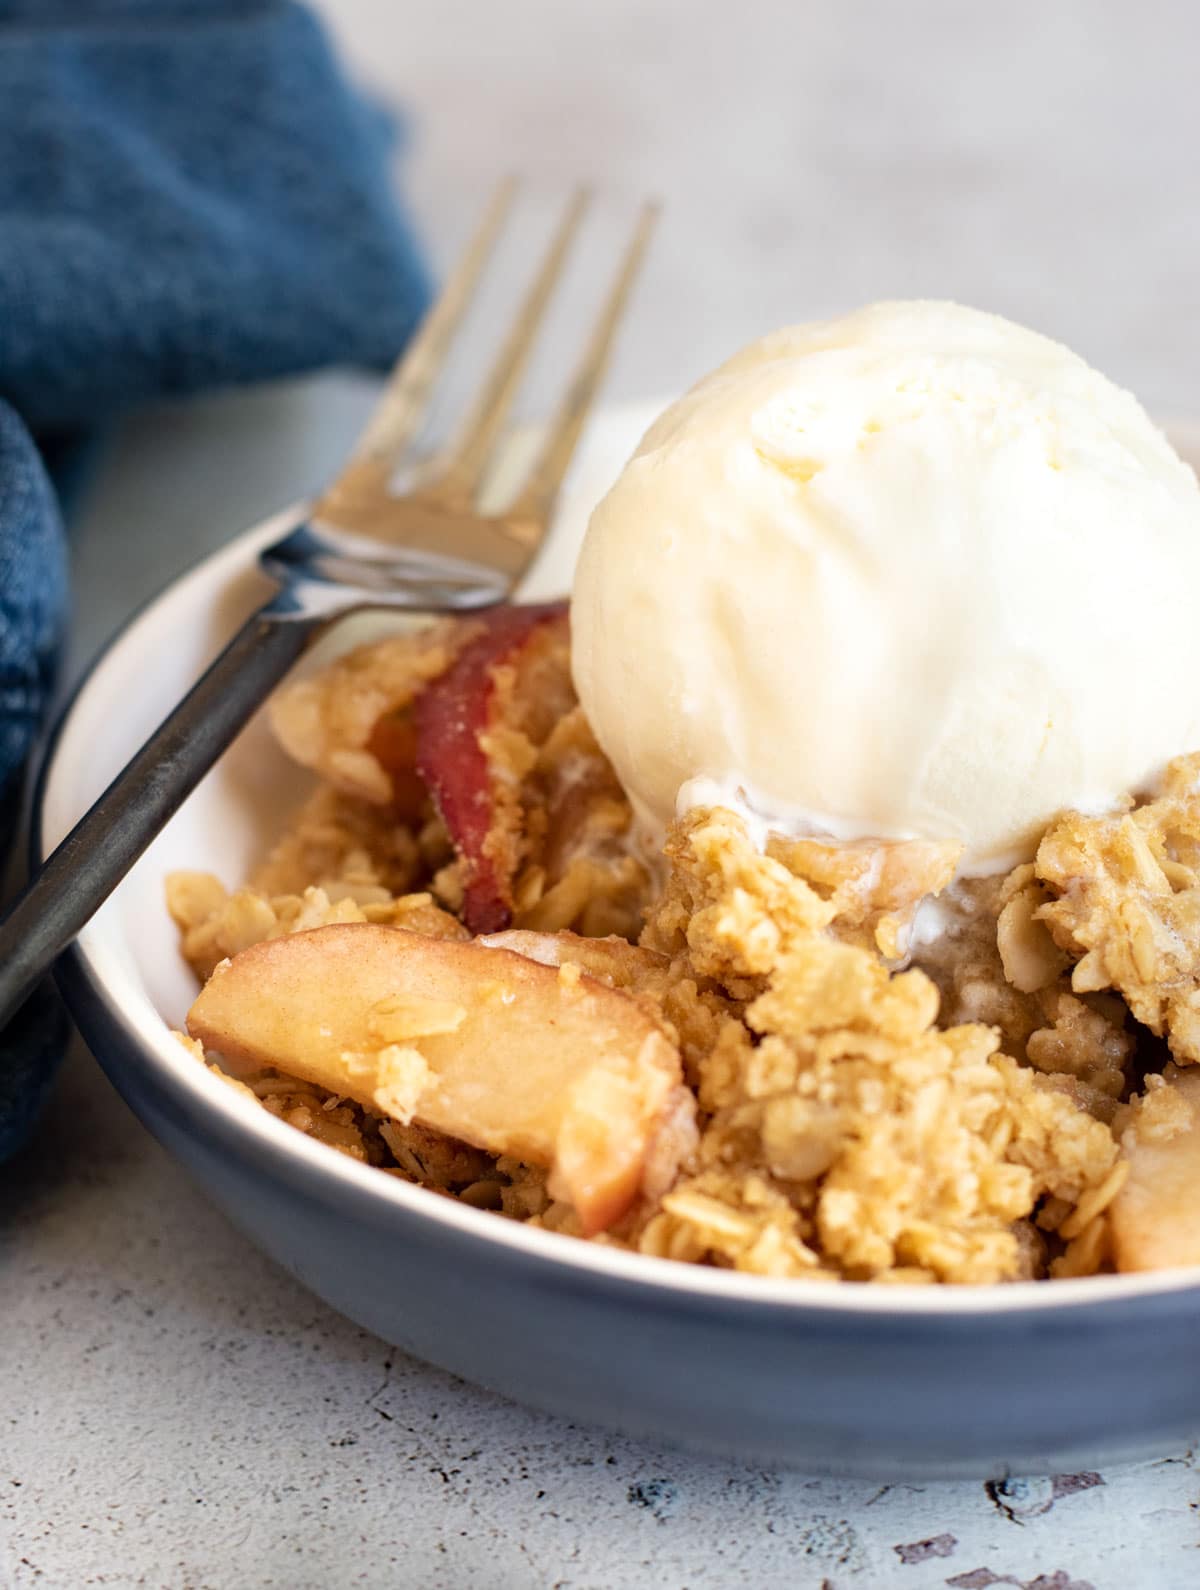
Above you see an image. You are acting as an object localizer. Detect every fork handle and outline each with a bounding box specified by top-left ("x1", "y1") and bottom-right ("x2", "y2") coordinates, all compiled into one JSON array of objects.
[{"x1": 0, "y1": 604, "x2": 323, "y2": 1030}]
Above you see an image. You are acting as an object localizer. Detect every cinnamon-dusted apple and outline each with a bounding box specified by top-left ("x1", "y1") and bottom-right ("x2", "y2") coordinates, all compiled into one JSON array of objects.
[
  {"x1": 1111, "y1": 1069, "x2": 1200, "y2": 1272},
  {"x1": 187, "y1": 922, "x2": 690, "y2": 1234},
  {"x1": 415, "y1": 601, "x2": 569, "y2": 932}
]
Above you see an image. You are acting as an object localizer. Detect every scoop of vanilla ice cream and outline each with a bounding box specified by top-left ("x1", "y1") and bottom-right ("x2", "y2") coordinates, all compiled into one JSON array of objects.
[{"x1": 570, "y1": 300, "x2": 1200, "y2": 871}]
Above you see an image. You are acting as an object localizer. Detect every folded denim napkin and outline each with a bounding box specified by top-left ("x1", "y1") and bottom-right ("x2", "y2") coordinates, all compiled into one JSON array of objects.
[{"x1": 0, "y1": 0, "x2": 430, "y2": 1159}]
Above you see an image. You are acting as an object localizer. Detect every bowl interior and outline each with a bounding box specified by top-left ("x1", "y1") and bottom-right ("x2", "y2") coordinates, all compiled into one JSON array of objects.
[{"x1": 38, "y1": 404, "x2": 1200, "y2": 1317}]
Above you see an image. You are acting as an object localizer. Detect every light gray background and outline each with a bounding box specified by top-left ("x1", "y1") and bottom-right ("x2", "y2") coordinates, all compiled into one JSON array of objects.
[{"x1": 6, "y1": 3, "x2": 1200, "y2": 1586}]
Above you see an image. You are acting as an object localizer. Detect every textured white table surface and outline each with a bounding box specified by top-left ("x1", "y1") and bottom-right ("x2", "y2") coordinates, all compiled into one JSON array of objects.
[{"x1": 7, "y1": 3, "x2": 1200, "y2": 1585}]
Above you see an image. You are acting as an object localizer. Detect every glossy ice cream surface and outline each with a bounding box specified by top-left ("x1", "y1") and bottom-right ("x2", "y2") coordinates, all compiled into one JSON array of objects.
[{"x1": 571, "y1": 301, "x2": 1200, "y2": 871}]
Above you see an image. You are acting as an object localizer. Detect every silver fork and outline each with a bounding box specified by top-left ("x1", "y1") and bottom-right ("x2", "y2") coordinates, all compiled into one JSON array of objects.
[{"x1": 0, "y1": 182, "x2": 657, "y2": 1025}]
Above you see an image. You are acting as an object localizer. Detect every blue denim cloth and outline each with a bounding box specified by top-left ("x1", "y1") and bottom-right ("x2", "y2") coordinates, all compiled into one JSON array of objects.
[{"x1": 0, "y1": 0, "x2": 430, "y2": 1159}]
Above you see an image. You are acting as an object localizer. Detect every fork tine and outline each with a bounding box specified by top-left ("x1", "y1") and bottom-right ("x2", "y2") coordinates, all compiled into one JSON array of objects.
[
  {"x1": 425, "y1": 186, "x2": 592, "y2": 501},
  {"x1": 505, "y1": 201, "x2": 659, "y2": 536},
  {"x1": 331, "y1": 177, "x2": 518, "y2": 495}
]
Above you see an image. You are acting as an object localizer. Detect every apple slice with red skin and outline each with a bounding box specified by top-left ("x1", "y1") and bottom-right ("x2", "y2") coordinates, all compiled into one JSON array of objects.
[
  {"x1": 188, "y1": 922, "x2": 688, "y2": 1235},
  {"x1": 415, "y1": 601, "x2": 568, "y2": 933}
]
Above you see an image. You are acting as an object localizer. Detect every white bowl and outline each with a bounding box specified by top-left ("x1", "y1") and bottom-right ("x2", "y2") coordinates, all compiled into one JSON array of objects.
[{"x1": 37, "y1": 404, "x2": 1200, "y2": 1477}]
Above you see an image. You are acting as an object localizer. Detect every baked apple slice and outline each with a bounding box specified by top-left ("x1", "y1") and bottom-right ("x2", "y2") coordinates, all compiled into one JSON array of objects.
[
  {"x1": 1111, "y1": 1069, "x2": 1200, "y2": 1272},
  {"x1": 415, "y1": 601, "x2": 568, "y2": 932},
  {"x1": 188, "y1": 922, "x2": 689, "y2": 1234},
  {"x1": 482, "y1": 929, "x2": 672, "y2": 1000},
  {"x1": 269, "y1": 618, "x2": 472, "y2": 806}
]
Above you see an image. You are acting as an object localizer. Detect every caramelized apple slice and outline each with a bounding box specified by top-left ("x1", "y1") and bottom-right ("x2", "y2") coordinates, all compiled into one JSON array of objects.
[
  {"x1": 363, "y1": 706, "x2": 428, "y2": 824},
  {"x1": 415, "y1": 602, "x2": 568, "y2": 932},
  {"x1": 188, "y1": 922, "x2": 687, "y2": 1233},
  {"x1": 269, "y1": 618, "x2": 472, "y2": 806},
  {"x1": 1111, "y1": 1070, "x2": 1200, "y2": 1272},
  {"x1": 482, "y1": 929, "x2": 672, "y2": 1000}
]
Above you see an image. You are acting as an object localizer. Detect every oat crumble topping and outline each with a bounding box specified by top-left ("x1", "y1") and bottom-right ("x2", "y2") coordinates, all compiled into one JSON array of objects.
[{"x1": 167, "y1": 613, "x2": 1200, "y2": 1284}]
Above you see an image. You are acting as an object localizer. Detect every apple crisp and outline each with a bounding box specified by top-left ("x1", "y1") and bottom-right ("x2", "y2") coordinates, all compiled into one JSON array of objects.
[{"x1": 168, "y1": 607, "x2": 1200, "y2": 1284}]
